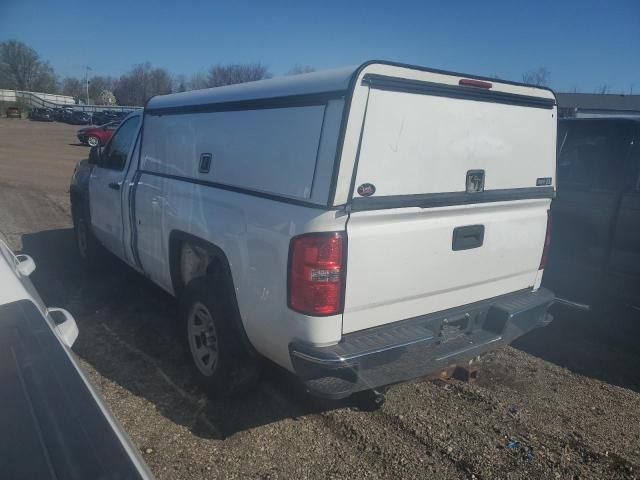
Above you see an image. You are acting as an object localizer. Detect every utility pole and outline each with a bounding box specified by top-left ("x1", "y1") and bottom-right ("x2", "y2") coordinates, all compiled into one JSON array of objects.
[{"x1": 84, "y1": 65, "x2": 92, "y2": 105}]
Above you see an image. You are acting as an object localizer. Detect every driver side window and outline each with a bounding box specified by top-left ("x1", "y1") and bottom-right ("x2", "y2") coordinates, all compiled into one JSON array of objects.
[{"x1": 102, "y1": 117, "x2": 139, "y2": 171}]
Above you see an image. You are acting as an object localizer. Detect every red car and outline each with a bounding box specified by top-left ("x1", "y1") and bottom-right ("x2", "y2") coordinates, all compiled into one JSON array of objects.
[
  {"x1": 76, "y1": 121, "x2": 120, "y2": 147},
  {"x1": 6, "y1": 106, "x2": 21, "y2": 118}
]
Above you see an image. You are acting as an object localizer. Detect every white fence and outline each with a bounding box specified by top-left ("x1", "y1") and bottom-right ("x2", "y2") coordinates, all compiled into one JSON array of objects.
[
  {"x1": 0, "y1": 89, "x2": 76, "y2": 105},
  {"x1": 0, "y1": 88, "x2": 142, "y2": 113}
]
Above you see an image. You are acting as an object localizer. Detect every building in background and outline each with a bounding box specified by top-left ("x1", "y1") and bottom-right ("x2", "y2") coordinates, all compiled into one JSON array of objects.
[{"x1": 557, "y1": 93, "x2": 640, "y2": 118}]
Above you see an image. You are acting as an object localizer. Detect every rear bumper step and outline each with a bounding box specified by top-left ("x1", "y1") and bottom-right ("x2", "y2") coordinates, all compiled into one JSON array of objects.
[{"x1": 290, "y1": 288, "x2": 554, "y2": 398}]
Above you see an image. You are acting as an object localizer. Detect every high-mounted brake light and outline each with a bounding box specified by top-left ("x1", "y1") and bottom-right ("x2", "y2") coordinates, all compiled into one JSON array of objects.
[
  {"x1": 539, "y1": 212, "x2": 552, "y2": 270},
  {"x1": 288, "y1": 232, "x2": 345, "y2": 316},
  {"x1": 459, "y1": 78, "x2": 493, "y2": 89}
]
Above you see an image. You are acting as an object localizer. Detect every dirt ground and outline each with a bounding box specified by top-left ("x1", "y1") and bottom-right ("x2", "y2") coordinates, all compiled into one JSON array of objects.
[{"x1": 1, "y1": 116, "x2": 639, "y2": 480}]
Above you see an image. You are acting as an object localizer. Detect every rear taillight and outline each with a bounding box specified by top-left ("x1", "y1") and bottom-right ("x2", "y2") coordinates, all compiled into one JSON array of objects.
[
  {"x1": 288, "y1": 232, "x2": 345, "y2": 316},
  {"x1": 539, "y1": 211, "x2": 552, "y2": 269}
]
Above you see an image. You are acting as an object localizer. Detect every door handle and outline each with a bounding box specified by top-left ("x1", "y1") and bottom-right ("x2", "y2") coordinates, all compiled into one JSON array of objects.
[
  {"x1": 452, "y1": 225, "x2": 485, "y2": 251},
  {"x1": 108, "y1": 182, "x2": 121, "y2": 191}
]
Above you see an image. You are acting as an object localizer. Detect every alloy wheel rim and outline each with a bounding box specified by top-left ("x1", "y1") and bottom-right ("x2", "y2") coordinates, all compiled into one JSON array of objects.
[{"x1": 187, "y1": 302, "x2": 219, "y2": 376}]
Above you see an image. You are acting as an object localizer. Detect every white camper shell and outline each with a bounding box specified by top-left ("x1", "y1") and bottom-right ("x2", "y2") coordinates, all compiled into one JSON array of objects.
[{"x1": 74, "y1": 61, "x2": 557, "y2": 398}]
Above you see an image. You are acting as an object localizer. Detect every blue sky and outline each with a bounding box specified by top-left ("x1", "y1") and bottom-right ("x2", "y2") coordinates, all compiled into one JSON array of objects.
[{"x1": 1, "y1": 0, "x2": 638, "y2": 93}]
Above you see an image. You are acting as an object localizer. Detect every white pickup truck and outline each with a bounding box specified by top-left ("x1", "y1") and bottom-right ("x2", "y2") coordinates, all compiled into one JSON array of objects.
[{"x1": 70, "y1": 61, "x2": 556, "y2": 399}]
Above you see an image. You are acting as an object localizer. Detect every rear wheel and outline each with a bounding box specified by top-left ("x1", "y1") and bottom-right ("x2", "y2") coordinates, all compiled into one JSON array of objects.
[
  {"x1": 187, "y1": 300, "x2": 220, "y2": 377},
  {"x1": 179, "y1": 275, "x2": 258, "y2": 396},
  {"x1": 87, "y1": 135, "x2": 100, "y2": 147}
]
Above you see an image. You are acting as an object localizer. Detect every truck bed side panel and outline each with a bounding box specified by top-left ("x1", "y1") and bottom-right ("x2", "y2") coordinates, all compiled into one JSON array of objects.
[{"x1": 134, "y1": 175, "x2": 346, "y2": 369}]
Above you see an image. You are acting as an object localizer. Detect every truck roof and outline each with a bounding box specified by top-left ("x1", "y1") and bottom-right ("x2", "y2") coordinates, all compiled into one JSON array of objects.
[
  {"x1": 146, "y1": 65, "x2": 357, "y2": 111},
  {"x1": 146, "y1": 61, "x2": 556, "y2": 113}
]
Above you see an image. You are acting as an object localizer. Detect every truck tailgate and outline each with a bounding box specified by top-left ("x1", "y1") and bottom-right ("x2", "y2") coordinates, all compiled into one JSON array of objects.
[{"x1": 342, "y1": 78, "x2": 556, "y2": 334}]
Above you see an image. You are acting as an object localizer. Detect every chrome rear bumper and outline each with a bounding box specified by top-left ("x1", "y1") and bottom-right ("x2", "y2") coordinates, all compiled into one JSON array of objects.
[{"x1": 290, "y1": 288, "x2": 554, "y2": 398}]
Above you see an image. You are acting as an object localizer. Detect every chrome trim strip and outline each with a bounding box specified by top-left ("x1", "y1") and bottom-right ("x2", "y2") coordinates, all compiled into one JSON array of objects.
[{"x1": 291, "y1": 334, "x2": 434, "y2": 366}]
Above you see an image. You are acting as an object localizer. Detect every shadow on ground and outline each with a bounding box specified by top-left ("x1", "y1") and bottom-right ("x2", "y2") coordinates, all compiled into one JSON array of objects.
[
  {"x1": 20, "y1": 228, "x2": 640, "y2": 438},
  {"x1": 19, "y1": 228, "x2": 376, "y2": 439},
  {"x1": 514, "y1": 301, "x2": 640, "y2": 393}
]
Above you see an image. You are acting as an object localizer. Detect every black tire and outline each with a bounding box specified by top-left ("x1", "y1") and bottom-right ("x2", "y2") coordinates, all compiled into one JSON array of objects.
[
  {"x1": 73, "y1": 209, "x2": 102, "y2": 269},
  {"x1": 179, "y1": 275, "x2": 258, "y2": 396}
]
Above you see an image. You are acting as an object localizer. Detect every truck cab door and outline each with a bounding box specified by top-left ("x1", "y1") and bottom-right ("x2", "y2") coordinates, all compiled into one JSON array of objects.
[{"x1": 89, "y1": 116, "x2": 140, "y2": 260}]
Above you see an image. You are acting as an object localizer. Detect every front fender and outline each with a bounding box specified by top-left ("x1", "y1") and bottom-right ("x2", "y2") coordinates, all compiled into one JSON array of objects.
[
  {"x1": 70, "y1": 159, "x2": 94, "y2": 221},
  {"x1": 70, "y1": 159, "x2": 92, "y2": 195}
]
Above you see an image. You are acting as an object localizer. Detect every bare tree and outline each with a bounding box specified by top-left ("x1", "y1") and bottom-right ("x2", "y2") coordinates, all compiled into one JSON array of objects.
[
  {"x1": 288, "y1": 65, "x2": 316, "y2": 76},
  {"x1": 114, "y1": 63, "x2": 172, "y2": 106},
  {"x1": 207, "y1": 63, "x2": 272, "y2": 87},
  {"x1": 32, "y1": 61, "x2": 58, "y2": 93},
  {"x1": 594, "y1": 84, "x2": 611, "y2": 94},
  {"x1": 62, "y1": 77, "x2": 84, "y2": 100},
  {"x1": 173, "y1": 74, "x2": 188, "y2": 93},
  {"x1": 148, "y1": 67, "x2": 172, "y2": 97},
  {"x1": 0, "y1": 40, "x2": 58, "y2": 92},
  {"x1": 188, "y1": 71, "x2": 209, "y2": 90},
  {"x1": 522, "y1": 67, "x2": 551, "y2": 87}
]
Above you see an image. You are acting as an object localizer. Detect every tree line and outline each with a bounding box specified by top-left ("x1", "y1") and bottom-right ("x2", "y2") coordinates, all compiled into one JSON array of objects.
[
  {"x1": 0, "y1": 39, "x2": 623, "y2": 107},
  {"x1": 0, "y1": 40, "x2": 317, "y2": 107}
]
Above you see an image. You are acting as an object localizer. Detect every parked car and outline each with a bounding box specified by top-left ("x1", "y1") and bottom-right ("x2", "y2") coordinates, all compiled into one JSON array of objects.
[
  {"x1": 67, "y1": 111, "x2": 91, "y2": 125},
  {"x1": 0, "y1": 239, "x2": 153, "y2": 480},
  {"x1": 92, "y1": 110, "x2": 119, "y2": 125},
  {"x1": 6, "y1": 106, "x2": 21, "y2": 118},
  {"x1": 70, "y1": 61, "x2": 556, "y2": 400},
  {"x1": 544, "y1": 117, "x2": 640, "y2": 309},
  {"x1": 53, "y1": 107, "x2": 75, "y2": 122},
  {"x1": 29, "y1": 107, "x2": 54, "y2": 121},
  {"x1": 77, "y1": 121, "x2": 120, "y2": 146},
  {"x1": 51, "y1": 107, "x2": 62, "y2": 120}
]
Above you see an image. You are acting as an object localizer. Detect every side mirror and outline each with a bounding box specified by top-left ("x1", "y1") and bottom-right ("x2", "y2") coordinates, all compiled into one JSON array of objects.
[
  {"x1": 15, "y1": 254, "x2": 36, "y2": 276},
  {"x1": 48, "y1": 308, "x2": 79, "y2": 348},
  {"x1": 88, "y1": 145, "x2": 102, "y2": 166}
]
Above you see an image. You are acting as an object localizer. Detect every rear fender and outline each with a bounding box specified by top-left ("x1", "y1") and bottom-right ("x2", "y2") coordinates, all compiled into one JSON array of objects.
[{"x1": 168, "y1": 230, "x2": 257, "y2": 356}]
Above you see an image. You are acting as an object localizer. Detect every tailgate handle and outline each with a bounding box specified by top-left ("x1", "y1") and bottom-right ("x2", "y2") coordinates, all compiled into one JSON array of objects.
[{"x1": 452, "y1": 225, "x2": 485, "y2": 251}]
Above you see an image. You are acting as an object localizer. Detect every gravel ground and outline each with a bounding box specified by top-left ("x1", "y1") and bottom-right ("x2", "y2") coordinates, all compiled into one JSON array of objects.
[{"x1": 1, "y1": 117, "x2": 639, "y2": 479}]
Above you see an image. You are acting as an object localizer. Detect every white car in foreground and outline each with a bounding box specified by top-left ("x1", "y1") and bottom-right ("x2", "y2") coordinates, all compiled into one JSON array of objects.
[{"x1": 0, "y1": 240, "x2": 153, "y2": 480}]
